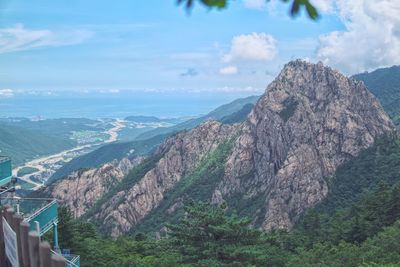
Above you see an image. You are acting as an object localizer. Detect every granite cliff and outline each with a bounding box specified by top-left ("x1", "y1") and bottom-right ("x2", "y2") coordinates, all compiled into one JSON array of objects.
[
  {"x1": 91, "y1": 121, "x2": 239, "y2": 237},
  {"x1": 213, "y1": 60, "x2": 395, "y2": 230},
  {"x1": 47, "y1": 157, "x2": 143, "y2": 217}
]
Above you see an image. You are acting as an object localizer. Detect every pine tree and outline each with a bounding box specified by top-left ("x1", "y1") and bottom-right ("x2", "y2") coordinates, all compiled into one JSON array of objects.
[{"x1": 166, "y1": 201, "x2": 266, "y2": 266}]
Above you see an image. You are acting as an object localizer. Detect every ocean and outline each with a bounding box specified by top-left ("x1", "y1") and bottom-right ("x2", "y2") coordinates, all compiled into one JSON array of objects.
[{"x1": 0, "y1": 91, "x2": 256, "y2": 119}]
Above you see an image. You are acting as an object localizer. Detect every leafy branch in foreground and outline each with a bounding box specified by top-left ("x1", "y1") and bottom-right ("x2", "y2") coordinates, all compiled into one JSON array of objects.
[{"x1": 177, "y1": 0, "x2": 319, "y2": 20}]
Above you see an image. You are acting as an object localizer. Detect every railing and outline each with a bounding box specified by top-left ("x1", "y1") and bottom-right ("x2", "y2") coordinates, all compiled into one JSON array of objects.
[
  {"x1": 0, "y1": 205, "x2": 67, "y2": 267},
  {"x1": 0, "y1": 197, "x2": 58, "y2": 236},
  {"x1": 52, "y1": 250, "x2": 80, "y2": 267},
  {"x1": 24, "y1": 199, "x2": 59, "y2": 236},
  {"x1": 66, "y1": 254, "x2": 80, "y2": 267},
  {"x1": 0, "y1": 197, "x2": 81, "y2": 266}
]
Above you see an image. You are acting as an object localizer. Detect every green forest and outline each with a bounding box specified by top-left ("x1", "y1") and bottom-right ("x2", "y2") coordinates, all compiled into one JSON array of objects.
[
  {"x1": 353, "y1": 65, "x2": 400, "y2": 125},
  {"x1": 50, "y1": 136, "x2": 400, "y2": 267}
]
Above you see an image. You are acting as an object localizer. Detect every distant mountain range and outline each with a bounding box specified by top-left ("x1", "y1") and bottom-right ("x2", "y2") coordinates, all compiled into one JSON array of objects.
[
  {"x1": 124, "y1": 115, "x2": 185, "y2": 124},
  {"x1": 48, "y1": 95, "x2": 259, "y2": 182},
  {"x1": 134, "y1": 95, "x2": 259, "y2": 140}
]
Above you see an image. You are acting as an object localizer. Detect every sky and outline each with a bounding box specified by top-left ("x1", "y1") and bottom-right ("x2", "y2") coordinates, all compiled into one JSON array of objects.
[{"x1": 0, "y1": 0, "x2": 399, "y2": 97}]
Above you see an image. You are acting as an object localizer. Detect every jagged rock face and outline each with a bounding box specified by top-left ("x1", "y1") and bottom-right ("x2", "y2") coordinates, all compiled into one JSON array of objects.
[
  {"x1": 92, "y1": 121, "x2": 239, "y2": 237},
  {"x1": 48, "y1": 157, "x2": 143, "y2": 218},
  {"x1": 213, "y1": 60, "x2": 396, "y2": 230}
]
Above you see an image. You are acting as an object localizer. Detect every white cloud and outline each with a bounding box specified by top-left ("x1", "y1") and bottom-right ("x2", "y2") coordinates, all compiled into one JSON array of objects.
[
  {"x1": 242, "y1": 0, "x2": 266, "y2": 10},
  {"x1": 99, "y1": 89, "x2": 120, "y2": 94},
  {"x1": 219, "y1": 65, "x2": 238, "y2": 75},
  {"x1": 213, "y1": 86, "x2": 263, "y2": 93},
  {"x1": 222, "y1": 33, "x2": 277, "y2": 63},
  {"x1": 310, "y1": 0, "x2": 335, "y2": 13},
  {"x1": 316, "y1": 0, "x2": 400, "y2": 74},
  {"x1": 0, "y1": 89, "x2": 14, "y2": 97},
  {"x1": 0, "y1": 24, "x2": 93, "y2": 54}
]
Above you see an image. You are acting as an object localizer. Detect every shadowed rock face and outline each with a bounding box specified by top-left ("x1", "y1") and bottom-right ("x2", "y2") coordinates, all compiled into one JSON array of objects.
[
  {"x1": 92, "y1": 121, "x2": 239, "y2": 237},
  {"x1": 212, "y1": 60, "x2": 396, "y2": 230}
]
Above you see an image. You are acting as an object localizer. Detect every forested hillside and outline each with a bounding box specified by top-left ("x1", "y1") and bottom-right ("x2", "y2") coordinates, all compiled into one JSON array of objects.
[
  {"x1": 0, "y1": 118, "x2": 110, "y2": 165},
  {"x1": 353, "y1": 65, "x2": 400, "y2": 125},
  {"x1": 49, "y1": 134, "x2": 167, "y2": 183},
  {"x1": 0, "y1": 124, "x2": 75, "y2": 165}
]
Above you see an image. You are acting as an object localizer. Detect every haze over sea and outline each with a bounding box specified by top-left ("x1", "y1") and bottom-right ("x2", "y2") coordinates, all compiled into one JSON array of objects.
[{"x1": 0, "y1": 91, "x2": 257, "y2": 119}]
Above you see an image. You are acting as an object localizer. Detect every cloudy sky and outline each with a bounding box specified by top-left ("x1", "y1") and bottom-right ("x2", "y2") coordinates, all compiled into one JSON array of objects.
[{"x1": 0, "y1": 0, "x2": 399, "y2": 94}]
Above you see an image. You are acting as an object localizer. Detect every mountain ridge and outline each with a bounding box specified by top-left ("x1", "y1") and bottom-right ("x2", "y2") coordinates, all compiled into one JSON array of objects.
[{"x1": 49, "y1": 60, "x2": 396, "y2": 236}]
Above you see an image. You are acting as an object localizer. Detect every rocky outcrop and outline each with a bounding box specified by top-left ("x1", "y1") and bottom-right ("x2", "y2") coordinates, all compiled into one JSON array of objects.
[
  {"x1": 92, "y1": 121, "x2": 239, "y2": 237},
  {"x1": 48, "y1": 157, "x2": 143, "y2": 217},
  {"x1": 212, "y1": 60, "x2": 396, "y2": 230}
]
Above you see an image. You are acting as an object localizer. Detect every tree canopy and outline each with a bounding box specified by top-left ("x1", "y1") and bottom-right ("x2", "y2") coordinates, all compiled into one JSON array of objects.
[{"x1": 177, "y1": 0, "x2": 319, "y2": 20}]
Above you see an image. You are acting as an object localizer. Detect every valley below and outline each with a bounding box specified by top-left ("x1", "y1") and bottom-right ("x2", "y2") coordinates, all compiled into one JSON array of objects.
[{"x1": 12, "y1": 118, "x2": 127, "y2": 189}]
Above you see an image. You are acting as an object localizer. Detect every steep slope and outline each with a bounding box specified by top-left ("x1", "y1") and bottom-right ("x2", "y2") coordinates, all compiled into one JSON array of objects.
[
  {"x1": 45, "y1": 157, "x2": 144, "y2": 217},
  {"x1": 353, "y1": 65, "x2": 400, "y2": 125},
  {"x1": 88, "y1": 121, "x2": 239, "y2": 237},
  {"x1": 213, "y1": 60, "x2": 395, "y2": 230}
]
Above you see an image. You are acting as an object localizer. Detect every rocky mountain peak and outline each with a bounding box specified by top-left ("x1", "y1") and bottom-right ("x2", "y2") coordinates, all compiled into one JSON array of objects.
[
  {"x1": 48, "y1": 61, "x2": 396, "y2": 237},
  {"x1": 214, "y1": 60, "x2": 395, "y2": 230}
]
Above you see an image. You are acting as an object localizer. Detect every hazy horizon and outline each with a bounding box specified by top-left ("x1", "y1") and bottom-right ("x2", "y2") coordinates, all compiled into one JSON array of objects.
[{"x1": 0, "y1": 90, "x2": 260, "y2": 119}]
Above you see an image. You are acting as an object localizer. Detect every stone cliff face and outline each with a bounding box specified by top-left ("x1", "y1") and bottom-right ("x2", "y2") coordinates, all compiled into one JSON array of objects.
[
  {"x1": 48, "y1": 157, "x2": 143, "y2": 217},
  {"x1": 92, "y1": 121, "x2": 239, "y2": 237},
  {"x1": 212, "y1": 60, "x2": 395, "y2": 230}
]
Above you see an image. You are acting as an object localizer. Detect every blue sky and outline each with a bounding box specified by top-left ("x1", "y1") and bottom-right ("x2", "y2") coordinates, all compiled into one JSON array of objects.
[{"x1": 0, "y1": 0, "x2": 399, "y2": 95}]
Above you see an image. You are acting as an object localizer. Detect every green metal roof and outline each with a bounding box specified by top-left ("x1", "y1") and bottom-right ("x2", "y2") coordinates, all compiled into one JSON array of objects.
[
  {"x1": 0, "y1": 157, "x2": 12, "y2": 187},
  {"x1": 0, "y1": 156, "x2": 11, "y2": 164}
]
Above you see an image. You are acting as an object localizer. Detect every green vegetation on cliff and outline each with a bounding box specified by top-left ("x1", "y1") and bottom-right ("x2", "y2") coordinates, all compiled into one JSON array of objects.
[
  {"x1": 134, "y1": 139, "x2": 235, "y2": 233},
  {"x1": 317, "y1": 136, "x2": 400, "y2": 213}
]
